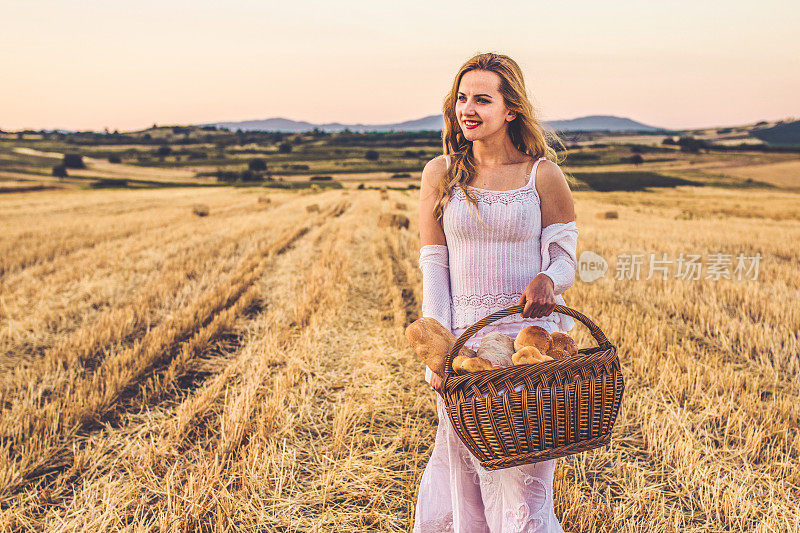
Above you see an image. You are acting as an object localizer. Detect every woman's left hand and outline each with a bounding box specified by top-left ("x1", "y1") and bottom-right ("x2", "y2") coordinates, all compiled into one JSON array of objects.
[{"x1": 517, "y1": 273, "x2": 557, "y2": 319}]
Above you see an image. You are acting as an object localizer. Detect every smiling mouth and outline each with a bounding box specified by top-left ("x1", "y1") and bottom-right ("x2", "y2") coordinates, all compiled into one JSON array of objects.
[{"x1": 464, "y1": 120, "x2": 482, "y2": 127}]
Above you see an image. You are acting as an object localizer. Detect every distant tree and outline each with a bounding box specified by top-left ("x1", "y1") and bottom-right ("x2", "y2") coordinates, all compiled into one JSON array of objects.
[
  {"x1": 248, "y1": 158, "x2": 267, "y2": 171},
  {"x1": 63, "y1": 153, "x2": 85, "y2": 168},
  {"x1": 278, "y1": 142, "x2": 292, "y2": 154},
  {"x1": 240, "y1": 170, "x2": 263, "y2": 182},
  {"x1": 365, "y1": 150, "x2": 379, "y2": 161},
  {"x1": 52, "y1": 165, "x2": 68, "y2": 178},
  {"x1": 662, "y1": 137, "x2": 677, "y2": 145},
  {"x1": 677, "y1": 136, "x2": 709, "y2": 153},
  {"x1": 156, "y1": 145, "x2": 172, "y2": 157},
  {"x1": 630, "y1": 145, "x2": 643, "y2": 153},
  {"x1": 108, "y1": 154, "x2": 122, "y2": 163},
  {"x1": 630, "y1": 154, "x2": 644, "y2": 165}
]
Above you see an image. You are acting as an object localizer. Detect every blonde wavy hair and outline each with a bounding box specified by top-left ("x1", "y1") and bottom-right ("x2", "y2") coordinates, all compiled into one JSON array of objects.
[{"x1": 433, "y1": 52, "x2": 568, "y2": 226}]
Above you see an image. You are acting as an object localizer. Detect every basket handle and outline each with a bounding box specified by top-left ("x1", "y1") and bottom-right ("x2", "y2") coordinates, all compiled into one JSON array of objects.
[{"x1": 444, "y1": 304, "x2": 613, "y2": 377}]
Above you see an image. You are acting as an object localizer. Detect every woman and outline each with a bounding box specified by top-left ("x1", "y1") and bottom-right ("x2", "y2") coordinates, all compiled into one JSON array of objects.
[{"x1": 413, "y1": 52, "x2": 579, "y2": 532}]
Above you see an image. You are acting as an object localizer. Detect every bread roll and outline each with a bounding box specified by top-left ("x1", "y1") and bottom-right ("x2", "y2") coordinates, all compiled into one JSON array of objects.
[
  {"x1": 460, "y1": 356, "x2": 495, "y2": 373},
  {"x1": 551, "y1": 332, "x2": 577, "y2": 356},
  {"x1": 404, "y1": 317, "x2": 475, "y2": 378},
  {"x1": 452, "y1": 354, "x2": 470, "y2": 374},
  {"x1": 512, "y1": 346, "x2": 552, "y2": 365},
  {"x1": 514, "y1": 325, "x2": 552, "y2": 353},
  {"x1": 476, "y1": 332, "x2": 515, "y2": 367},
  {"x1": 545, "y1": 347, "x2": 570, "y2": 360}
]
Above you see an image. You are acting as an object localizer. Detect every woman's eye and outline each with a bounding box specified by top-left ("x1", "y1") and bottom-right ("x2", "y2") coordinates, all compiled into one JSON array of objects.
[{"x1": 458, "y1": 96, "x2": 488, "y2": 103}]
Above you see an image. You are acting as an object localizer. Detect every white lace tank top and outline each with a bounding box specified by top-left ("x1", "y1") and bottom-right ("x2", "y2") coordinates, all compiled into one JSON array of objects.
[{"x1": 442, "y1": 155, "x2": 562, "y2": 345}]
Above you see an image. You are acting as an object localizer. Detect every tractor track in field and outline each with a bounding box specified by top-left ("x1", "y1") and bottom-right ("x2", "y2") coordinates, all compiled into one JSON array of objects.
[{"x1": 0, "y1": 199, "x2": 347, "y2": 505}]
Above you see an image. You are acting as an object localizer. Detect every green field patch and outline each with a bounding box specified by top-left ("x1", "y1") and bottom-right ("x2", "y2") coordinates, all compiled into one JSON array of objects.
[{"x1": 569, "y1": 171, "x2": 702, "y2": 191}]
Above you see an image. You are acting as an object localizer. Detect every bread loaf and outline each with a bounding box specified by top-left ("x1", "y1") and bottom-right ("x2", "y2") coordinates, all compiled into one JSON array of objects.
[
  {"x1": 476, "y1": 332, "x2": 515, "y2": 368},
  {"x1": 405, "y1": 317, "x2": 476, "y2": 378}
]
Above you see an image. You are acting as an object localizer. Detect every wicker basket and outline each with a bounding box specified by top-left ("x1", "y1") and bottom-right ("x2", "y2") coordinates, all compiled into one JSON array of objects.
[{"x1": 442, "y1": 304, "x2": 624, "y2": 471}]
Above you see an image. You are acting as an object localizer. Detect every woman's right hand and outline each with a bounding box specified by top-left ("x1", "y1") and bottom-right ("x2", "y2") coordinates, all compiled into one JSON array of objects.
[{"x1": 429, "y1": 372, "x2": 445, "y2": 395}]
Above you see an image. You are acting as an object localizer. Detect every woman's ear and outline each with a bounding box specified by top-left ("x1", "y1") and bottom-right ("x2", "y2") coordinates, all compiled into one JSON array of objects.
[{"x1": 506, "y1": 111, "x2": 517, "y2": 122}]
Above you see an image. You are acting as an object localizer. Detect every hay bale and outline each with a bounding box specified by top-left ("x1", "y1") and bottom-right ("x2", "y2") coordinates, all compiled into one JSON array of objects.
[
  {"x1": 257, "y1": 195, "x2": 272, "y2": 204},
  {"x1": 192, "y1": 204, "x2": 210, "y2": 217},
  {"x1": 394, "y1": 201, "x2": 407, "y2": 210},
  {"x1": 596, "y1": 210, "x2": 618, "y2": 219},
  {"x1": 378, "y1": 212, "x2": 409, "y2": 230},
  {"x1": 306, "y1": 203, "x2": 320, "y2": 213}
]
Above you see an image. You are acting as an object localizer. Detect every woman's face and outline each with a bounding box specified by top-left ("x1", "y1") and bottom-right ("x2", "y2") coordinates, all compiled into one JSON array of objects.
[{"x1": 455, "y1": 69, "x2": 515, "y2": 141}]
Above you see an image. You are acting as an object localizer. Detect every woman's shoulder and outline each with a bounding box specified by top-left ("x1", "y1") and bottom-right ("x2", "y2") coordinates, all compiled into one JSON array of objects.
[
  {"x1": 420, "y1": 155, "x2": 449, "y2": 189},
  {"x1": 534, "y1": 157, "x2": 576, "y2": 222},
  {"x1": 533, "y1": 158, "x2": 569, "y2": 193}
]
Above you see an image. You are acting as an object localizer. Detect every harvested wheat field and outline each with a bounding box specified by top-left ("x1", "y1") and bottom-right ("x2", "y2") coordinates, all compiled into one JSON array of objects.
[{"x1": 1, "y1": 185, "x2": 799, "y2": 532}]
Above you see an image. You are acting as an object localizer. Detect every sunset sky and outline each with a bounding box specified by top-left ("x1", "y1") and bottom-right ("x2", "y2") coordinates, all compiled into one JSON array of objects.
[{"x1": 2, "y1": 0, "x2": 797, "y2": 132}]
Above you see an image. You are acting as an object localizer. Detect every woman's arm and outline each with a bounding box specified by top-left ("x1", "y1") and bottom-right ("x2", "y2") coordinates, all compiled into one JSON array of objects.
[
  {"x1": 418, "y1": 156, "x2": 451, "y2": 393},
  {"x1": 519, "y1": 160, "x2": 579, "y2": 318},
  {"x1": 537, "y1": 160, "x2": 579, "y2": 295}
]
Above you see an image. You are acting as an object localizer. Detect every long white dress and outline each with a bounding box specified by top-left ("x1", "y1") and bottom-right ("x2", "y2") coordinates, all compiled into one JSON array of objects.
[{"x1": 414, "y1": 155, "x2": 579, "y2": 533}]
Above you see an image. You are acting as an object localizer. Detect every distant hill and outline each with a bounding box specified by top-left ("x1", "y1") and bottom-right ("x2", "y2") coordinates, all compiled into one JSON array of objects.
[
  {"x1": 546, "y1": 115, "x2": 664, "y2": 133},
  {"x1": 202, "y1": 115, "x2": 444, "y2": 133},
  {"x1": 200, "y1": 114, "x2": 665, "y2": 133},
  {"x1": 749, "y1": 120, "x2": 800, "y2": 146}
]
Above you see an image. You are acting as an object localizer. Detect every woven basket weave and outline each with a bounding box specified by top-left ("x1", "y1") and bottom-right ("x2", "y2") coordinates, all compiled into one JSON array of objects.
[{"x1": 442, "y1": 304, "x2": 624, "y2": 471}]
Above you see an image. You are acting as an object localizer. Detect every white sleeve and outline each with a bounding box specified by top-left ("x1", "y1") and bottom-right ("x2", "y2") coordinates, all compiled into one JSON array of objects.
[
  {"x1": 539, "y1": 221, "x2": 579, "y2": 332},
  {"x1": 540, "y1": 241, "x2": 576, "y2": 295},
  {"x1": 419, "y1": 244, "x2": 452, "y2": 383}
]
